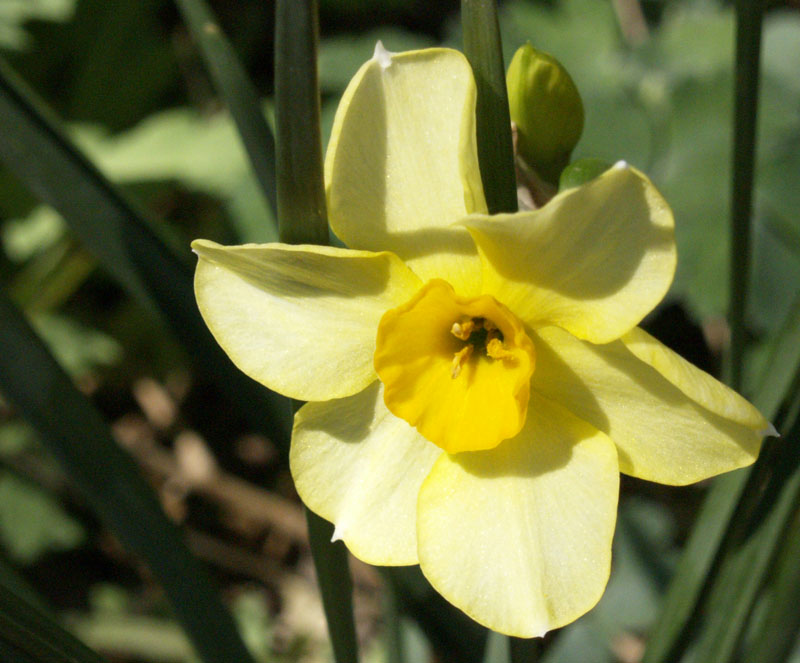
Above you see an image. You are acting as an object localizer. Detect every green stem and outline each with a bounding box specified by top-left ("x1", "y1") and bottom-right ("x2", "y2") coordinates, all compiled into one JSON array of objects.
[
  {"x1": 461, "y1": 0, "x2": 518, "y2": 214},
  {"x1": 725, "y1": 0, "x2": 763, "y2": 390},
  {"x1": 509, "y1": 636, "x2": 542, "y2": 662},
  {"x1": 275, "y1": 0, "x2": 328, "y2": 245},
  {"x1": 305, "y1": 509, "x2": 359, "y2": 663}
]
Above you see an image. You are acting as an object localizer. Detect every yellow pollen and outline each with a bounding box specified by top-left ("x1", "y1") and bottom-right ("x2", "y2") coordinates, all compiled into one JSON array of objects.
[
  {"x1": 450, "y1": 318, "x2": 477, "y2": 340},
  {"x1": 486, "y1": 337, "x2": 516, "y2": 361},
  {"x1": 451, "y1": 344, "x2": 474, "y2": 379}
]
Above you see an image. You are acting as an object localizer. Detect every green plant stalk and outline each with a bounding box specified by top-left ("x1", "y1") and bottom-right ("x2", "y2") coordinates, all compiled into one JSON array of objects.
[
  {"x1": 0, "y1": 289, "x2": 257, "y2": 663},
  {"x1": 305, "y1": 509, "x2": 359, "y2": 663},
  {"x1": 174, "y1": 0, "x2": 277, "y2": 220},
  {"x1": 725, "y1": 0, "x2": 763, "y2": 391},
  {"x1": 0, "y1": 55, "x2": 292, "y2": 449},
  {"x1": 461, "y1": 0, "x2": 518, "y2": 214},
  {"x1": 275, "y1": 1, "x2": 358, "y2": 660},
  {"x1": 382, "y1": 575, "x2": 405, "y2": 663},
  {"x1": 275, "y1": 0, "x2": 328, "y2": 245},
  {"x1": 510, "y1": 636, "x2": 543, "y2": 662}
]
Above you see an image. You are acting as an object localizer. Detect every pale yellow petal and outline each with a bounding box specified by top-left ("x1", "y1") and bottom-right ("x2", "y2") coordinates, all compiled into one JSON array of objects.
[
  {"x1": 464, "y1": 164, "x2": 676, "y2": 343},
  {"x1": 193, "y1": 240, "x2": 421, "y2": 401},
  {"x1": 325, "y1": 45, "x2": 486, "y2": 294},
  {"x1": 531, "y1": 326, "x2": 764, "y2": 485},
  {"x1": 291, "y1": 382, "x2": 441, "y2": 565},
  {"x1": 417, "y1": 393, "x2": 618, "y2": 637},
  {"x1": 621, "y1": 327, "x2": 770, "y2": 431}
]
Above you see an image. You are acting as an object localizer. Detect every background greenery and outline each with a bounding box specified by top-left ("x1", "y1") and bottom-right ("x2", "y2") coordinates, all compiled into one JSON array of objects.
[{"x1": 0, "y1": 0, "x2": 798, "y2": 661}]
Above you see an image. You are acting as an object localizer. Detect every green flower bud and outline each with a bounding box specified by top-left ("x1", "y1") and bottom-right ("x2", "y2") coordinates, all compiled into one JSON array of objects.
[
  {"x1": 558, "y1": 157, "x2": 612, "y2": 191},
  {"x1": 506, "y1": 43, "x2": 585, "y2": 183}
]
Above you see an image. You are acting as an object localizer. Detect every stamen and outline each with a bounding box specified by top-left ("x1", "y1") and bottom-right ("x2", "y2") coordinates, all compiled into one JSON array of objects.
[
  {"x1": 451, "y1": 345, "x2": 474, "y2": 379},
  {"x1": 451, "y1": 318, "x2": 477, "y2": 340},
  {"x1": 486, "y1": 338, "x2": 516, "y2": 362}
]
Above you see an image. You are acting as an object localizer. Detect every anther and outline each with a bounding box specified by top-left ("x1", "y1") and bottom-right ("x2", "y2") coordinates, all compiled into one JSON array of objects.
[
  {"x1": 451, "y1": 319, "x2": 477, "y2": 341},
  {"x1": 451, "y1": 345, "x2": 473, "y2": 379},
  {"x1": 486, "y1": 337, "x2": 516, "y2": 362}
]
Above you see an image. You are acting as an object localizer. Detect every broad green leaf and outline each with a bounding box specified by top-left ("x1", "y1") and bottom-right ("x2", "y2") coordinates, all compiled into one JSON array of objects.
[
  {"x1": 0, "y1": 288, "x2": 257, "y2": 663},
  {"x1": 0, "y1": 0, "x2": 75, "y2": 50},
  {"x1": 0, "y1": 472, "x2": 85, "y2": 564}
]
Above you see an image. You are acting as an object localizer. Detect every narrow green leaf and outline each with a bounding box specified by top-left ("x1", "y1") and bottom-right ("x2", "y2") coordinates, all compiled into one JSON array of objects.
[
  {"x1": 690, "y1": 421, "x2": 800, "y2": 662},
  {"x1": 275, "y1": 0, "x2": 328, "y2": 245},
  {"x1": 274, "y1": 1, "x2": 357, "y2": 659},
  {"x1": 305, "y1": 510, "x2": 358, "y2": 663},
  {"x1": 732, "y1": 472, "x2": 800, "y2": 663},
  {"x1": 0, "y1": 289, "x2": 257, "y2": 663},
  {"x1": 752, "y1": 291, "x2": 800, "y2": 418},
  {"x1": 173, "y1": 0, "x2": 277, "y2": 219},
  {"x1": 640, "y1": 470, "x2": 748, "y2": 663},
  {"x1": 0, "y1": 55, "x2": 292, "y2": 448},
  {"x1": 0, "y1": 561, "x2": 105, "y2": 663},
  {"x1": 461, "y1": 0, "x2": 517, "y2": 214},
  {"x1": 642, "y1": 4, "x2": 768, "y2": 660},
  {"x1": 725, "y1": 0, "x2": 764, "y2": 390}
]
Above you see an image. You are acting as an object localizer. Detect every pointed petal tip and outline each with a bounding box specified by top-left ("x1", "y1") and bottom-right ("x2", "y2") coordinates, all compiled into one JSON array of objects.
[
  {"x1": 762, "y1": 422, "x2": 780, "y2": 438},
  {"x1": 373, "y1": 40, "x2": 393, "y2": 69},
  {"x1": 331, "y1": 521, "x2": 347, "y2": 543},
  {"x1": 613, "y1": 159, "x2": 629, "y2": 170}
]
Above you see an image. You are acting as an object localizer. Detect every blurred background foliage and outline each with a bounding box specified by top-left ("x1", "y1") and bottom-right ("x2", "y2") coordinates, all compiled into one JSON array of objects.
[{"x1": 0, "y1": 0, "x2": 798, "y2": 662}]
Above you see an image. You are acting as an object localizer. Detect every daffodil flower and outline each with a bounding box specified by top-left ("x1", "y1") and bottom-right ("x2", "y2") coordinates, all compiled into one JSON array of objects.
[{"x1": 192, "y1": 45, "x2": 771, "y2": 637}]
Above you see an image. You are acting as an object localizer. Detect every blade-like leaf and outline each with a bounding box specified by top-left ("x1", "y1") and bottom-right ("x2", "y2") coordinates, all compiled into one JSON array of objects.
[
  {"x1": 0, "y1": 55, "x2": 291, "y2": 448},
  {"x1": 174, "y1": 0, "x2": 277, "y2": 219},
  {"x1": 0, "y1": 559, "x2": 105, "y2": 663},
  {"x1": 461, "y1": 0, "x2": 517, "y2": 214},
  {"x1": 0, "y1": 288, "x2": 257, "y2": 663},
  {"x1": 274, "y1": 0, "x2": 357, "y2": 659},
  {"x1": 725, "y1": 0, "x2": 763, "y2": 389},
  {"x1": 275, "y1": 0, "x2": 327, "y2": 246}
]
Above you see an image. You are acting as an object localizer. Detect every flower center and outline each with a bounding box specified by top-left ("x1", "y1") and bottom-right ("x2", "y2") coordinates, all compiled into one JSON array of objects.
[
  {"x1": 449, "y1": 316, "x2": 516, "y2": 378},
  {"x1": 374, "y1": 279, "x2": 536, "y2": 453}
]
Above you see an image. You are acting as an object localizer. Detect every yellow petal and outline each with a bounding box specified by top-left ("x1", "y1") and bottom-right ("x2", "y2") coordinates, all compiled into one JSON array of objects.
[
  {"x1": 531, "y1": 326, "x2": 764, "y2": 485},
  {"x1": 193, "y1": 239, "x2": 421, "y2": 401},
  {"x1": 374, "y1": 279, "x2": 535, "y2": 453},
  {"x1": 621, "y1": 327, "x2": 770, "y2": 431},
  {"x1": 463, "y1": 164, "x2": 676, "y2": 343},
  {"x1": 325, "y1": 45, "x2": 487, "y2": 295},
  {"x1": 291, "y1": 382, "x2": 441, "y2": 565},
  {"x1": 417, "y1": 393, "x2": 618, "y2": 637}
]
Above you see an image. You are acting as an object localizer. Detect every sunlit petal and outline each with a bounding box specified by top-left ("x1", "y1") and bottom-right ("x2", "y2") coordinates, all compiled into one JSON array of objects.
[
  {"x1": 193, "y1": 240, "x2": 420, "y2": 401},
  {"x1": 292, "y1": 382, "x2": 441, "y2": 565},
  {"x1": 531, "y1": 326, "x2": 764, "y2": 485},
  {"x1": 417, "y1": 393, "x2": 618, "y2": 637},
  {"x1": 464, "y1": 165, "x2": 675, "y2": 343},
  {"x1": 326, "y1": 45, "x2": 486, "y2": 294}
]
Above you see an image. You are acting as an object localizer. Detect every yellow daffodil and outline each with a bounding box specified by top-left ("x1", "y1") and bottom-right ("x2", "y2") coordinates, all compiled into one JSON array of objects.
[{"x1": 192, "y1": 45, "x2": 772, "y2": 637}]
